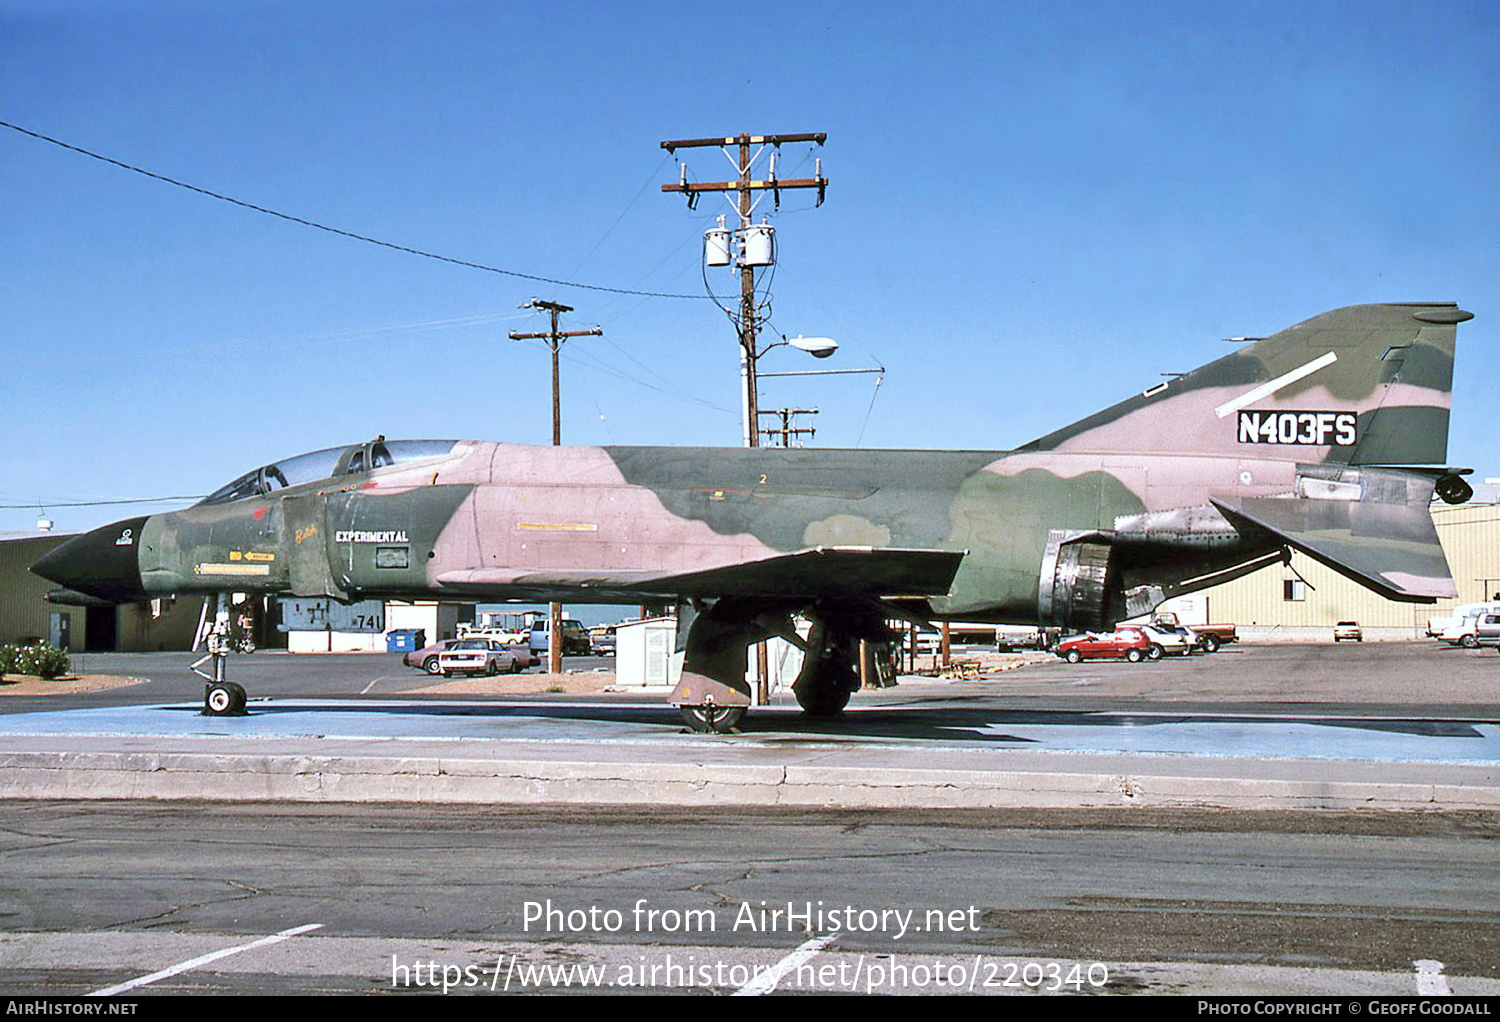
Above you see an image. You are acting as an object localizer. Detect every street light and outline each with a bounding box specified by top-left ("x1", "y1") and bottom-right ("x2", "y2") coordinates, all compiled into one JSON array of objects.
[
  {"x1": 786, "y1": 335, "x2": 838, "y2": 359},
  {"x1": 740, "y1": 334, "x2": 841, "y2": 447}
]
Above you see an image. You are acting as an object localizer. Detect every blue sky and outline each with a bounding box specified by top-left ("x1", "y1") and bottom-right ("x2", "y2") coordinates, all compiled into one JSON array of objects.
[{"x1": 2, "y1": 0, "x2": 1497, "y2": 534}]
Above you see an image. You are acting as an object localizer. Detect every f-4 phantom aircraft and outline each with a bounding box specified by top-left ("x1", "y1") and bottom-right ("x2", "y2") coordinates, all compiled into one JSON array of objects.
[{"x1": 33, "y1": 302, "x2": 1474, "y2": 731}]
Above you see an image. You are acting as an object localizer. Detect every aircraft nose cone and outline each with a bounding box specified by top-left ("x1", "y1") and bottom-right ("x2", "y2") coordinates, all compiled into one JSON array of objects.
[{"x1": 30, "y1": 517, "x2": 150, "y2": 603}]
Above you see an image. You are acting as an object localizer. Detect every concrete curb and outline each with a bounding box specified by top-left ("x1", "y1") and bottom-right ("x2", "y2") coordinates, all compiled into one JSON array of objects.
[{"x1": 2, "y1": 744, "x2": 1497, "y2": 811}]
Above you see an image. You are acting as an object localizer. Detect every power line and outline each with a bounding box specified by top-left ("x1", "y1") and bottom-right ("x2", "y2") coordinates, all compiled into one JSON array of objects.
[
  {"x1": 561, "y1": 343, "x2": 735, "y2": 416},
  {"x1": 0, "y1": 119, "x2": 709, "y2": 301}
]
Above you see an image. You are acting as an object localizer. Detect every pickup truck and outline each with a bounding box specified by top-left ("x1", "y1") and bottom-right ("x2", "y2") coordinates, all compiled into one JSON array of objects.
[
  {"x1": 1151, "y1": 613, "x2": 1237, "y2": 652},
  {"x1": 994, "y1": 625, "x2": 1062, "y2": 651},
  {"x1": 1436, "y1": 603, "x2": 1500, "y2": 648}
]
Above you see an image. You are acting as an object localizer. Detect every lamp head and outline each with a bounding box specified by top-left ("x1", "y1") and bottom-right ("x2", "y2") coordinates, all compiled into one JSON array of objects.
[{"x1": 789, "y1": 335, "x2": 838, "y2": 359}]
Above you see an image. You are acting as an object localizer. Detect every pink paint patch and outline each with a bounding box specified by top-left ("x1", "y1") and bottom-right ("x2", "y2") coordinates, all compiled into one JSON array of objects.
[{"x1": 1380, "y1": 572, "x2": 1458, "y2": 599}]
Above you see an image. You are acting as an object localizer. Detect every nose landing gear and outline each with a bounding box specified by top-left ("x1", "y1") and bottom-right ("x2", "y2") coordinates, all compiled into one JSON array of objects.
[{"x1": 192, "y1": 595, "x2": 251, "y2": 717}]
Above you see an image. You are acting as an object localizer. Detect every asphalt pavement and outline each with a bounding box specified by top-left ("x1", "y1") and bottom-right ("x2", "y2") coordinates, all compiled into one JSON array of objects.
[{"x1": 2, "y1": 642, "x2": 1497, "y2": 996}]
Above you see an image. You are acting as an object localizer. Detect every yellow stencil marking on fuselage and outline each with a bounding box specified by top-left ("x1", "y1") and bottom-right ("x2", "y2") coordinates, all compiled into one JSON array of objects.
[{"x1": 194, "y1": 563, "x2": 271, "y2": 577}]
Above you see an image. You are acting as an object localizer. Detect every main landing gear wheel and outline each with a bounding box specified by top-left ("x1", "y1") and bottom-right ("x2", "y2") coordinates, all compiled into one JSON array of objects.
[
  {"x1": 679, "y1": 704, "x2": 745, "y2": 734},
  {"x1": 794, "y1": 685, "x2": 852, "y2": 716},
  {"x1": 204, "y1": 681, "x2": 246, "y2": 716}
]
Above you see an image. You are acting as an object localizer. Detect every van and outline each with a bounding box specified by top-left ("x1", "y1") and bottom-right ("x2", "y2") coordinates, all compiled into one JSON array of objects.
[{"x1": 529, "y1": 618, "x2": 593, "y2": 657}]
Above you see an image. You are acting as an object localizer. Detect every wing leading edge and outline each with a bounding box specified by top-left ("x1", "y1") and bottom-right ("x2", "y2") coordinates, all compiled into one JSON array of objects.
[{"x1": 434, "y1": 546, "x2": 965, "y2": 603}]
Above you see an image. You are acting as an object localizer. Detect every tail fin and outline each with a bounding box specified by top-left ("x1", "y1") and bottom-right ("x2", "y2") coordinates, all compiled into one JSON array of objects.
[{"x1": 1022, "y1": 302, "x2": 1471, "y2": 465}]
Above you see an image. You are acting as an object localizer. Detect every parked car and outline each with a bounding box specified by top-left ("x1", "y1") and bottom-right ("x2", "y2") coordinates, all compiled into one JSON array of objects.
[
  {"x1": 507, "y1": 644, "x2": 540, "y2": 671},
  {"x1": 1472, "y1": 612, "x2": 1500, "y2": 649},
  {"x1": 1133, "y1": 623, "x2": 1196, "y2": 658},
  {"x1": 405, "y1": 638, "x2": 461, "y2": 675},
  {"x1": 436, "y1": 638, "x2": 526, "y2": 676},
  {"x1": 1438, "y1": 603, "x2": 1500, "y2": 647},
  {"x1": 458, "y1": 626, "x2": 531, "y2": 646},
  {"x1": 1426, "y1": 603, "x2": 1499, "y2": 640},
  {"x1": 1333, "y1": 621, "x2": 1363, "y2": 643},
  {"x1": 1055, "y1": 628, "x2": 1153, "y2": 663},
  {"x1": 1142, "y1": 620, "x2": 1209, "y2": 655},
  {"x1": 589, "y1": 625, "x2": 617, "y2": 656}
]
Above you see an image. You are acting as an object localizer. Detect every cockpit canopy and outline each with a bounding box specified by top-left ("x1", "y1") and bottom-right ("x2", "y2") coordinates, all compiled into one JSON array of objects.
[{"x1": 199, "y1": 438, "x2": 461, "y2": 506}]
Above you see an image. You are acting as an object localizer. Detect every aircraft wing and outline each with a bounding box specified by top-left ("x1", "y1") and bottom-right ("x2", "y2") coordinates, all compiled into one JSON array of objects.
[
  {"x1": 1210, "y1": 492, "x2": 1456, "y2": 602},
  {"x1": 434, "y1": 546, "x2": 965, "y2": 602}
]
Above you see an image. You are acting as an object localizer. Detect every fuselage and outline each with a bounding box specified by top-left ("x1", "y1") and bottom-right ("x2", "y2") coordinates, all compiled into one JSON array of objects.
[{"x1": 37, "y1": 439, "x2": 1285, "y2": 626}]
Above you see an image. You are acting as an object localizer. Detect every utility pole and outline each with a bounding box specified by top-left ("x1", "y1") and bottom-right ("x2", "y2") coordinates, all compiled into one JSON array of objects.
[
  {"x1": 661, "y1": 133, "x2": 827, "y2": 707},
  {"x1": 508, "y1": 300, "x2": 603, "y2": 674},
  {"x1": 509, "y1": 300, "x2": 602, "y2": 446},
  {"x1": 757, "y1": 407, "x2": 818, "y2": 448},
  {"x1": 660, "y1": 133, "x2": 828, "y2": 447}
]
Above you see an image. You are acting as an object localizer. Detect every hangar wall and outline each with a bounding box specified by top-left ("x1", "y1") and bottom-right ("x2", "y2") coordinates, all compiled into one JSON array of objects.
[
  {"x1": 0, "y1": 532, "x2": 73, "y2": 646},
  {"x1": 0, "y1": 533, "x2": 201, "y2": 652}
]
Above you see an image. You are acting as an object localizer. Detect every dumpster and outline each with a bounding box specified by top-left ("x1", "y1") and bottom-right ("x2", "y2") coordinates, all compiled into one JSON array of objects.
[{"x1": 385, "y1": 629, "x2": 424, "y2": 653}]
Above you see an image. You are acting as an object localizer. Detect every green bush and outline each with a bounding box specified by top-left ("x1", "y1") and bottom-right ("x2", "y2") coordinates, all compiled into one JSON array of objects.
[{"x1": 1, "y1": 643, "x2": 70, "y2": 680}]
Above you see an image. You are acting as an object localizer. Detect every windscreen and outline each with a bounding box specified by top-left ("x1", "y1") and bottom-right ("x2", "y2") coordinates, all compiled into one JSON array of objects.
[{"x1": 198, "y1": 440, "x2": 460, "y2": 506}]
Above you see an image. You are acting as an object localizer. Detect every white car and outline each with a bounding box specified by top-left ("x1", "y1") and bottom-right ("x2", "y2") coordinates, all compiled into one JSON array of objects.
[
  {"x1": 436, "y1": 638, "x2": 524, "y2": 676},
  {"x1": 1134, "y1": 623, "x2": 1196, "y2": 658}
]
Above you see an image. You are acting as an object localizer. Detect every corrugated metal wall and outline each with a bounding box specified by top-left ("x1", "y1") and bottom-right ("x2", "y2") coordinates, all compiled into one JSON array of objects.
[
  {"x1": 0, "y1": 534, "x2": 202, "y2": 651},
  {"x1": 0, "y1": 533, "x2": 73, "y2": 645}
]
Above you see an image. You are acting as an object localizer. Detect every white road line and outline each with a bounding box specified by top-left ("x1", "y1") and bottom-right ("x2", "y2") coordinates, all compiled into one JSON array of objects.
[
  {"x1": 732, "y1": 934, "x2": 837, "y2": 996},
  {"x1": 1415, "y1": 959, "x2": 1451, "y2": 996},
  {"x1": 88, "y1": 924, "x2": 324, "y2": 996},
  {"x1": 1214, "y1": 351, "x2": 1338, "y2": 418}
]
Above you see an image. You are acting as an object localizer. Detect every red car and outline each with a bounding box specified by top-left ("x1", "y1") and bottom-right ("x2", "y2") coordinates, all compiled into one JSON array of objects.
[{"x1": 1055, "y1": 626, "x2": 1153, "y2": 663}]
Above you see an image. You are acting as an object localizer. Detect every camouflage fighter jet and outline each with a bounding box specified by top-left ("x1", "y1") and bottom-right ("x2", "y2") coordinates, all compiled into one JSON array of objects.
[{"x1": 33, "y1": 302, "x2": 1474, "y2": 731}]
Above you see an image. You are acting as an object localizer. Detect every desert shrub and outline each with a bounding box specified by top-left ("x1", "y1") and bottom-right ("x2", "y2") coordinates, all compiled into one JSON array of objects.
[{"x1": 3, "y1": 642, "x2": 70, "y2": 680}]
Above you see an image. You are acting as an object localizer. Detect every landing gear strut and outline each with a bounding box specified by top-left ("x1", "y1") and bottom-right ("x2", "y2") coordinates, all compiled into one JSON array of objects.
[
  {"x1": 792, "y1": 619, "x2": 860, "y2": 717},
  {"x1": 192, "y1": 595, "x2": 249, "y2": 716},
  {"x1": 668, "y1": 600, "x2": 891, "y2": 732},
  {"x1": 670, "y1": 600, "x2": 763, "y2": 734}
]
